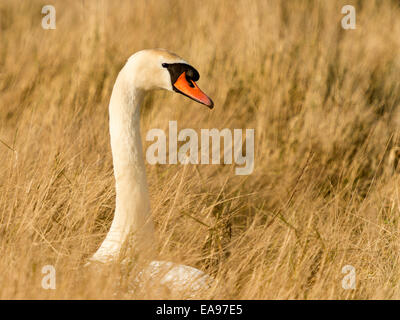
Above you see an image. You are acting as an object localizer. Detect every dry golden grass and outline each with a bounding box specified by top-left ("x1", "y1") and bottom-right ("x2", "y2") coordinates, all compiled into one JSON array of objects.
[{"x1": 0, "y1": 0, "x2": 400, "y2": 299}]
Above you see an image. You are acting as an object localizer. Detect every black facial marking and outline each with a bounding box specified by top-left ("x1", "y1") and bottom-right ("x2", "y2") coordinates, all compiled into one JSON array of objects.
[
  {"x1": 187, "y1": 75, "x2": 195, "y2": 88},
  {"x1": 162, "y1": 63, "x2": 200, "y2": 86}
]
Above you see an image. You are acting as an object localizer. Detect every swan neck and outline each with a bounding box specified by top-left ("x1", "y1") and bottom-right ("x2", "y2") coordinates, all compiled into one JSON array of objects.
[{"x1": 91, "y1": 68, "x2": 155, "y2": 262}]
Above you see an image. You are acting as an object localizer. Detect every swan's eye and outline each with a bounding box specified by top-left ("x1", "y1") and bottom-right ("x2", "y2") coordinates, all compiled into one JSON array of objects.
[
  {"x1": 162, "y1": 63, "x2": 168, "y2": 68},
  {"x1": 186, "y1": 68, "x2": 199, "y2": 82}
]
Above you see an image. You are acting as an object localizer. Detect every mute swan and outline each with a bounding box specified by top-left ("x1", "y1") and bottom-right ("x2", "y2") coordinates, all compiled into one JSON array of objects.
[{"x1": 89, "y1": 49, "x2": 214, "y2": 295}]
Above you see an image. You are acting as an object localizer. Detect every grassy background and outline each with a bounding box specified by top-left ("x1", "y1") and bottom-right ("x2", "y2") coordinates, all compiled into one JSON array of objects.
[{"x1": 0, "y1": 0, "x2": 400, "y2": 299}]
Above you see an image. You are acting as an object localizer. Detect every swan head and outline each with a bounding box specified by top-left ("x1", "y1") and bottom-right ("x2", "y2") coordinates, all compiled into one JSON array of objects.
[{"x1": 125, "y1": 49, "x2": 214, "y2": 109}]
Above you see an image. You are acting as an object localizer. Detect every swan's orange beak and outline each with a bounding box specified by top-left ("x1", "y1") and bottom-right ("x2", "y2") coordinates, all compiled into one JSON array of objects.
[{"x1": 173, "y1": 72, "x2": 214, "y2": 109}]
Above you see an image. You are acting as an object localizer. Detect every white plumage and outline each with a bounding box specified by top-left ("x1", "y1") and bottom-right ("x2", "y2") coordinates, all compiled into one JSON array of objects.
[{"x1": 90, "y1": 49, "x2": 214, "y2": 296}]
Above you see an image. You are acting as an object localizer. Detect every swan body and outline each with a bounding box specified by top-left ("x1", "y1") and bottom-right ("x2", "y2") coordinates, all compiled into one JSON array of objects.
[
  {"x1": 90, "y1": 49, "x2": 214, "y2": 294},
  {"x1": 135, "y1": 261, "x2": 213, "y2": 296}
]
